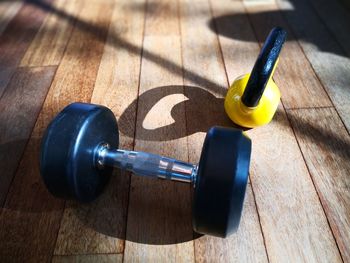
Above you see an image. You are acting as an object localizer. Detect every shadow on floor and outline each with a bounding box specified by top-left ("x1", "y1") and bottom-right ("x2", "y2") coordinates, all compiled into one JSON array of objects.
[
  {"x1": 72, "y1": 85, "x2": 232, "y2": 244},
  {"x1": 1, "y1": 0, "x2": 349, "y2": 247},
  {"x1": 284, "y1": 109, "x2": 350, "y2": 162},
  {"x1": 71, "y1": 101, "x2": 350, "y2": 246},
  {"x1": 0, "y1": 138, "x2": 65, "y2": 212},
  {"x1": 0, "y1": 137, "x2": 198, "y2": 244},
  {"x1": 208, "y1": 2, "x2": 349, "y2": 58},
  {"x1": 119, "y1": 85, "x2": 242, "y2": 141},
  {"x1": 22, "y1": 0, "x2": 227, "y2": 97},
  {"x1": 72, "y1": 168, "x2": 201, "y2": 245}
]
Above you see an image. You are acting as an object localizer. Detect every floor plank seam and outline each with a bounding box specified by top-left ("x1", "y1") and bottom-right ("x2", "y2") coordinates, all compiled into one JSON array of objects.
[
  {"x1": 0, "y1": 66, "x2": 16, "y2": 104},
  {"x1": 17, "y1": 5, "x2": 77, "y2": 70},
  {"x1": 284, "y1": 105, "x2": 334, "y2": 111},
  {"x1": 240, "y1": 1, "x2": 347, "y2": 260},
  {"x1": 121, "y1": 0, "x2": 148, "y2": 261},
  {"x1": 207, "y1": 0, "x2": 230, "y2": 89},
  {"x1": 16, "y1": 64, "x2": 61, "y2": 69},
  {"x1": 240, "y1": 4, "x2": 276, "y2": 262},
  {"x1": 248, "y1": 178, "x2": 271, "y2": 263},
  {"x1": 46, "y1": 7, "x2": 94, "y2": 259},
  {"x1": 283, "y1": 104, "x2": 345, "y2": 263},
  {"x1": 0, "y1": 1, "x2": 49, "y2": 101},
  {"x1": 51, "y1": 200, "x2": 67, "y2": 260},
  {"x1": 274, "y1": 0, "x2": 350, "y2": 136},
  {"x1": 37, "y1": 0, "x2": 116, "y2": 258},
  {"x1": 1, "y1": 0, "x2": 348, "y2": 261},
  {"x1": 177, "y1": 0, "x2": 197, "y2": 259},
  {"x1": 89, "y1": 1, "x2": 117, "y2": 101},
  {"x1": 9, "y1": 0, "x2": 51, "y2": 77},
  {"x1": 293, "y1": 45, "x2": 350, "y2": 135},
  {"x1": 0, "y1": 65, "x2": 59, "y2": 209},
  {"x1": 53, "y1": 252, "x2": 125, "y2": 257},
  {"x1": 210, "y1": 1, "x2": 283, "y2": 260}
]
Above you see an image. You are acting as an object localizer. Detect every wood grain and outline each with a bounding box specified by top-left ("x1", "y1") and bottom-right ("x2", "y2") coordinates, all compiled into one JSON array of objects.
[
  {"x1": 144, "y1": 0, "x2": 179, "y2": 36},
  {"x1": 212, "y1": 0, "x2": 342, "y2": 261},
  {"x1": 0, "y1": 66, "x2": 56, "y2": 206},
  {"x1": 181, "y1": 0, "x2": 268, "y2": 261},
  {"x1": 0, "y1": 0, "x2": 349, "y2": 262},
  {"x1": 54, "y1": 0, "x2": 145, "y2": 255},
  {"x1": 244, "y1": 2, "x2": 332, "y2": 109},
  {"x1": 276, "y1": 0, "x2": 350, "y2": 132},
  {"x1": 20, "y1": 0, "x2": 81, "y2": 67},
  {"x1": 287, "y1": 107, "x2": 350, "y2": 262},
  {"x1": 210, "y1": 0, "x2": 259, "y2": 85},
  {"x1": 0, "y1": 1, "x2": 22, "y2": 35},
  {"x1": 0, "y1": 1, "x2": 112, "y2": 261},
  {"x1": 195, "y1": 185, "x2": 268, "y2": 263},
  {"x1": 246, "y1": 105, "x2": 342, "y2": 262},
  {"x1": 52, "y1": 254, "x2": 122, "y2": 263},
  {"x1": 0, "y1": 121, "x2": 65, "y2": 263},
  {"x1": 0, "y1": 0, "x2": 51, "y2": 98},
  {"x1": 123, "y1": 0, "x2": 194, "y2": 261}
]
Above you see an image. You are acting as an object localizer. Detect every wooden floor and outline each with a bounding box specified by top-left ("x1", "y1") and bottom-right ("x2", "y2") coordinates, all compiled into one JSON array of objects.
[{"x1": 0, "y1": 0, "x2": 349, "y2": 262}]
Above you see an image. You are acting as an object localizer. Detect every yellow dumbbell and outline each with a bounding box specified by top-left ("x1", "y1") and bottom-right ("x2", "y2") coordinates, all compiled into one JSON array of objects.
[{"x1": 224, "y1": 27, "x2": 287, "y2": 128}]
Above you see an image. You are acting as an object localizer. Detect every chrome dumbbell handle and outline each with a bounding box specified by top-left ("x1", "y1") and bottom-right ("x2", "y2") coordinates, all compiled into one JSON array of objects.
[{"x1": 97, "y1": 144, "x2": 198, "y2": 184}]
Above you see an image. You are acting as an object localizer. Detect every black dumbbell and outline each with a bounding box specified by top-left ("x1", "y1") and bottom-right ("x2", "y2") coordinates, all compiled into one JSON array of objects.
[{"x1": 40, "y1": 103, "x2": 251, "y2": 237}]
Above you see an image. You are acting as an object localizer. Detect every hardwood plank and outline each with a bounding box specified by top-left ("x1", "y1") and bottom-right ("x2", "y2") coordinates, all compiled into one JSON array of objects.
[
  {"x1": 123, "y1": 0, "x2": 194, "y2": 261},
  {"x1": 0, "y1": 132, "x2": 65, "y2": 263},
  {"x1": 276, "y1": 0, "x2": 350, "y2": 131},
  {"x1": 20, "y1": 0, "x2": 81, "y2": 67},
  {"x1": 143, "y1": 0, "x2": 179, "y2": 36},
  {"x1": 195, "y1": 185, "x2": 268, "y2": 262},
  {"x1": 0, "y1": 66, "x2": 56, "y2": 206},
  {"x1": 243, "y1": 2, "x2": 332, "y2": 109},
  {"x1": 0, "y1": 0, "x2": 51, "y2": 98},
  {"x1": 0, "y1": 68, "x2": 13, "y2": 97},
  {"x1": 180, "y1": 0, "x2": 227, "y2": 97},
  {"x1": 181, "y1": 0, "x2": 268, "y2": 262},
  {"x1": 0, "y1": 1, "x2": 22, "y2": 35},
  {"x1": 247, "y1": 105, "x2": 342, "y2": 262},
  {"x1": 54, "y1": 0, "x2": 145, "y2": 255},
  {"x1": 287, "y1": 107, "x2": 350, "y2": 262},
  {"x1": 210, "y1": 0, "x2": 258, "y2": 84},
  {"x1": 52, "y1": 254, "x2": 122, "y2": 263},
  {"x1": 212, "y1": 0, "x2": 342, "y2": 261},
  {"x1": 0, "y1": 1, "x2": 112, "y2": 261}
]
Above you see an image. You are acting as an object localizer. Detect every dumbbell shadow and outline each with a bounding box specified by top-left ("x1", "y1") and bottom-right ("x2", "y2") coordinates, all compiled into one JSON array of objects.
[
  {"x1": 70, "y1": 169, "x2": 130, "y2": 243},
  {"x1": 73, "y1": 86, "x2": 241, "y2": 245},
  {"x1": 72, "y1": 169, "x2": 198, "y2": 245},
  {"x1": 0, "y1": 138, "x2": 64, "y2": 212},
  {"x1": 119, "y1": 85, "x2": 243, "y2": 141},
  {"x1": 0, "y1": 138, "x2": 194, "y2": 244}
]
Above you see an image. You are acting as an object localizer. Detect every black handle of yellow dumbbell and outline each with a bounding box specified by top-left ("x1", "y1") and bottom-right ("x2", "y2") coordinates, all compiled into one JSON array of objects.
[{"x1": 241, "y1": 27, "x2": 287, "y2": 107}]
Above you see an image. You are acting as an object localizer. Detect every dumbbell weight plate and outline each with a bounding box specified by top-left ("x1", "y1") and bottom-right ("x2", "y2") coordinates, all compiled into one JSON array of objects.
[
  {"x1": 40, "y1": 103, "x2": 119, "y2": 202},
  {"x1": 193, "y1": 127, "x2": 251, "y2": 237}
]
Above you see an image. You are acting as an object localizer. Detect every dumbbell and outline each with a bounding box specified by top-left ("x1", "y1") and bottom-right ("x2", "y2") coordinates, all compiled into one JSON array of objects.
[
  {"x1": 225, "y1": 27, "x2": 287, "y2": 128},
  {"x1": 40, "y1": 103, "x2": 251, "y2": 238}
]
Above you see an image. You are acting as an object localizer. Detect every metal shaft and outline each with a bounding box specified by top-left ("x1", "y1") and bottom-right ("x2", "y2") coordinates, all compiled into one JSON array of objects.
[{"x1": 97, "y1": 144, "x2": 197, "y2": 183}]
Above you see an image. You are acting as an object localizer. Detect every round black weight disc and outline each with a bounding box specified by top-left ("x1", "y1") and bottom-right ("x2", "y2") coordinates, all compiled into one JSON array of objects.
[
  {"x1": 193, "y1": 126, "x2": 251, "y2": 237},
  {"x1": 40, "y1": 102, "x2": 119, "y2": 202}
]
